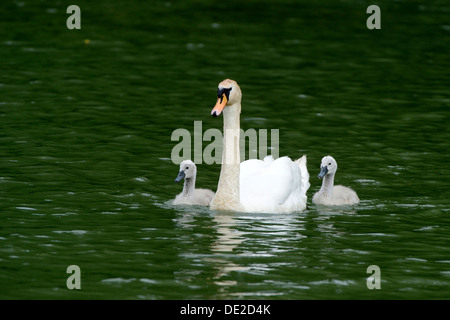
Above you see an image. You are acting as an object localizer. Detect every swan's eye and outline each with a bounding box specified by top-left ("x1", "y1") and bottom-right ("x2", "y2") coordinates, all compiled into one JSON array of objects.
[
  {"x1": 217, "y1": 87, "x2": 232, "y2": 103},
  {"x1": 186, "y1": 167, "x2": 189, "y2": 170},
  {"x1": 328, "y1": 162, "x2": 331, "y2": 166}
]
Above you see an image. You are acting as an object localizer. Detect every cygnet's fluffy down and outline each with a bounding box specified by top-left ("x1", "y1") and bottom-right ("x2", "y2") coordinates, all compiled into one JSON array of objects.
[
  {"x1": 173, "y1": 160, "x2": 215, "y2": 206},
  {"x1": 313, "y1": 155, "x2": 360, "y2": 206}
]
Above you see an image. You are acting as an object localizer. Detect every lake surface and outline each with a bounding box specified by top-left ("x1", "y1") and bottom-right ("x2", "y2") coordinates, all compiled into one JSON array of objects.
[{"x1": 0, "y1": 0, "x2": 449, "y2": 299}]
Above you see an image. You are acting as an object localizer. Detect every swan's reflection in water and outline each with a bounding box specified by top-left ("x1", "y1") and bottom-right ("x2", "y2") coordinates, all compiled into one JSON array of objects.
[
  {"x1": 206, "y1": 212, "x2": 247, "y2": 291},
  {"x1": 172, "y1": 206, "x2": 308, "y2": 298},
  {"x1": 210, "y1": 212, "x2": 243, "y2": 253},
  {"x1": 208, "y1": 211, "x2": 307, "y2": 297}
]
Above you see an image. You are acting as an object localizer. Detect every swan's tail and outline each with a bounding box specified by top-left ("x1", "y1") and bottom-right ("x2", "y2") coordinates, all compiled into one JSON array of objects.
[{"x1": 295, "y1": 155, "x2": 310, "y2": 197}]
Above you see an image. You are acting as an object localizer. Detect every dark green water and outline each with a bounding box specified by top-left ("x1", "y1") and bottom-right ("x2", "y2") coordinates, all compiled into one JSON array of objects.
[{"x1": 0, "y1": 0, "x2": 449, "y2": 299}]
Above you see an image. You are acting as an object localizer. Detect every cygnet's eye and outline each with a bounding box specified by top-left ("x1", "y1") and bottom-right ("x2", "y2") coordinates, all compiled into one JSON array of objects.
[
  {"x1": 328, "y1": 162, "x2": 331, "y2": 166},
  {"x1": 185, "y1": 166, "x2": 189, "y2": 170}
]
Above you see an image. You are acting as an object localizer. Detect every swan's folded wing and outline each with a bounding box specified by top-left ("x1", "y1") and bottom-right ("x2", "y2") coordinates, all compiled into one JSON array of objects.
[
  {"x1": 296, "y1": 155, "x2": 310, "y2": 197},
  {"x1": 240, "y1": 156, "x2": 302, "y2": 212}
]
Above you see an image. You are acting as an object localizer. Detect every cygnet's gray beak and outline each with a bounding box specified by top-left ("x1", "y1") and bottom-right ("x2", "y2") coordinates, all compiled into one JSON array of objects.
[
  {"x1": 174, "y1": 170, "x2": 186, "y2": 183},
  {"x1": 318, "y1": 166, "x2": 328, "y2": 179}
]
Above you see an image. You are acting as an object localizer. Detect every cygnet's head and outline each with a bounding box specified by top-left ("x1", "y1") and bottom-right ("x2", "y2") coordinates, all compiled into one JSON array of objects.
[
  {"x1": 211, "y1": 79, "x2": 242, "y2": 117},
  {"x1": 175, "y1": 160, "x2": 197, "y2": 183},
  {"x1": 318, "y1": 155, "x2": 337, "y2": 178}
]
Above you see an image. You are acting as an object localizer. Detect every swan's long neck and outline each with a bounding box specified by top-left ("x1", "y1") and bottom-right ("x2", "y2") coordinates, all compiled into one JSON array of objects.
[
  {"x1": 320, "y1": 173, "x2": 335, "y2": 198},
  {"x1": 210, "y1": 103, "x2": 243, "y2": 211},
  {"x1": 182, "y1": 176, "x2": 195, "y2": 199}
]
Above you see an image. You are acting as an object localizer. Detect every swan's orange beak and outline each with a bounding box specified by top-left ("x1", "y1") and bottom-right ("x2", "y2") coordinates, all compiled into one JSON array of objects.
[{"x1": 211, "y1": 94, "x2": 228, "y2": 117}]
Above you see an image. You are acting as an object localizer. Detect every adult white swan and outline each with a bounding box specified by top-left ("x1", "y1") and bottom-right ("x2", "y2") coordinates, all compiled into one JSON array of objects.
[
  {"x1": 312, "y1": 155, "x2": 360, "y2": 206},
  {"x1": 209, "y1": 79, "x2": 310, "y2": 213}
]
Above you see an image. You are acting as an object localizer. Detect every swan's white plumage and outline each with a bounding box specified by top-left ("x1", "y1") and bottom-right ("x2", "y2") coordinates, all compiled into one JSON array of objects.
[
  {"x1": 239, "y1": 155, "x2": 309, "y2": 213},
  {"x1": 209, "y1": 79, "x2": 310, "y2": 213},
  {"x1": 173, "y1": 160, "x2": 215, "y2": 206},
  {"x1": 312, "y1": 155, "x2": 359, "y2": 206}
]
